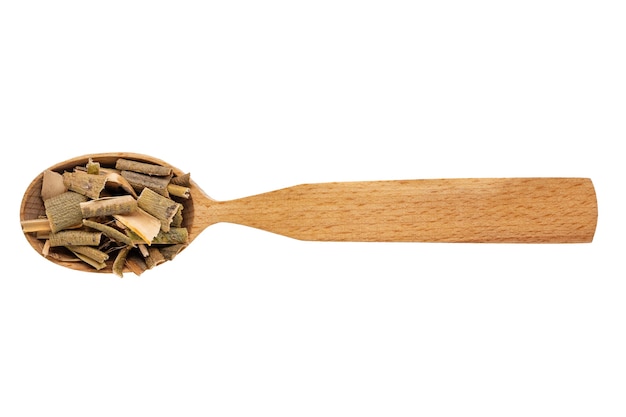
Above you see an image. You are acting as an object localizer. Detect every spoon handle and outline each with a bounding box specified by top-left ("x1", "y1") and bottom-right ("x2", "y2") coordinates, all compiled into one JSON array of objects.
[{"x1": 214, "y1": 178, "x2": 597, "y2": 243}]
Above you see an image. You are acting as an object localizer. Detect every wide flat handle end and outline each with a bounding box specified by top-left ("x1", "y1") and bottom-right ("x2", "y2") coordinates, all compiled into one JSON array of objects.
[{"x1": 216, "y1": 178, "x2": 598, "y2": 244}]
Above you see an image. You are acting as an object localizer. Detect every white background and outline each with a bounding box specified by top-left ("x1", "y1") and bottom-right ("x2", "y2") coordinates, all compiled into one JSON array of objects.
[{"x1": 1, "y1": 1, "x2": 625, "y2": 416}]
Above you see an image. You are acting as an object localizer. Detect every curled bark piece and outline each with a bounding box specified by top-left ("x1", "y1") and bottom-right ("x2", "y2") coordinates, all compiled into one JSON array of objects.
[
  {"x1": 152, "y1": 227, "x2": 188, "y2": 245},
  {"x1": 86, "y1": 158, "x2": 100, "y2": 175},
  {"x1": 80, "y1": 195, "x2": 137, "y2": 218},
  {"x1": 170, "y1": 172, "x2": 190, "y2": 187},
  {"x1": 21, "y1": 218, "x2": 52, "y2": 233},
  {"x1": 42, "y1": 240, "x2": 51, "y2": 257},
  {"x1": 171, "y1": 207, "x2": 183, "y2": 228},
  {"x1": 137, "y1": 188, "x2": 181, "y2": 232},
  {"x1": 105, "y1": 172, "x2": 137, "y2": 198},
  {"x1": 114, "y1": 208, "x2": 161, "y2": 245},
  {"x1": 115, "y1": 158, "x2": 172, "y2": 176},
  {"x1": 45, "y1": 250, "x2": 82, "y2": 262},
  {"x1": 44, "y1": 191, "x2": 88, "y2": 233},
  {"x1": 82, "y1": 220, "x2": 134, "y2": 246},
  {"x1": 167, "y1": 184, "x2": 190, "y2": 199},
  {"x1": 125, "y1": 253, "x2": 148, "y2": 276},
  {"x1": 49, "y1": 230, "x2": 102, "y2": 247},
  {"x1": 73, "y1": 252, "x2": 107, "y2": 270},
  {"x1": 145, "y1": 247, "x2": 166, "y2": 269},
  {"x1": 159, "y1": 244, "x2": 186, "y2": 261},
  {"x1": 137, "y1": 244, "x2": 150, "y2": 257},
  {"x1": 121, "y1": 170, "x2": 171, "y2": 197},
  {"x1": 126, "y1": 228, "x2": 188, "y2": 245},
  {"x1": 63, "y1": 171, "x2": 108, "y2": 199},
  {"x1": 66, "y1": 245, "x2": 109, "y2": 263},
  {"x1": 113, "y1": 246, "x2": 131, "y2": 278},
  {"x1": 41, "y1": 170, "x2": 67, "y2": 201}
]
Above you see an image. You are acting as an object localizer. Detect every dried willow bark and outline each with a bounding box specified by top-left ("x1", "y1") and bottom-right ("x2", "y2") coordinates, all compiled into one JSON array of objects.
[
  {"x1": 115, "y1": 158, "x2": 172, "y2": 176},
  {"x1": 145, "y1": 247, "x2": 166, "y2": 269},
  {"x1": 169, "y1": 172, "x2": 190, "y2": 187},
  {"x1": 167, "y1": 184, "x2": 190, "y2": 199},
  {"x1": 137, "y1": 188, "x2": 181, "y2": 232},
  {"x1": 27, "y1": 155, "x2": 192, "y2": 276},
  {"x1": 49, "y1": 230, "x2": 102, "y2": 247},
  {"x1": 42, "y1": 240, "x2": 51, "y2": 257},
  {"x1": 114, "y1": 208, "x2": 161, "y2": 245},
  {"x1": 86, "y1": 158, "x2": 100, "y2": 175},
  {"x1": 80, "y1": 195, "x2": 137, "y2": 218},
  {"x1": 21, "y1": 218, "x2": 52, "y2": 233},
  {"x1": 41, "y1": 170, "x2": 67, "y2": 201},
  {"x1": 104, "y1": 172, "x2": 137, "y2": 198},
  {"x1": 125, "y1": 253, "x2": 148, "y2": 276},
  {"x1": 82, "y1": 220, "x2": 133, "y2": 246},
  {"x1": 113, "y1": 246, "x2": 131, "y2": 278},
  {"x1": 159, "y1": 244, "x2": 185, "y2": 261},
  {"x1": 171, "y1": 208, "x2": 183, "y2": 228},
  {"x1": 137, "y1": 244, "x2": 150, "y2": 257},
  {"x1": 121, "y1": 170, "x2": 171, "y2": 197},
  {"x1": 151, "y1": 227, "x2": 188, "y2": 244},
  {"x1": 73, "y1": 252, "x2": 107, "y2": 270},
  {"x1": 126, "y1": 228, "x2": 188, "y2": 245},
  {"x1": 44, "y1": 192, "x2": 88, "y2": 233},
  {"x1": 66, "y1": 245, "x2": 109, "y2": 263},
  {"x1": 63, "y1": 171, "x2": 107, "y2": 199}
]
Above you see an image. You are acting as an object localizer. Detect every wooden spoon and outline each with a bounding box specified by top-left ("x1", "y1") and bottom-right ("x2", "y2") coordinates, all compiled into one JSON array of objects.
[{"x1": 20, "y1": 152, "x2": 598, "y2": 274}]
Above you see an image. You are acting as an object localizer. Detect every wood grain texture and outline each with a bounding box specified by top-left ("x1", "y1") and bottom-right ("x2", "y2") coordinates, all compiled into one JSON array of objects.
[{"x1": 201, "y1": 178, "x2": 597, "y2": 243}]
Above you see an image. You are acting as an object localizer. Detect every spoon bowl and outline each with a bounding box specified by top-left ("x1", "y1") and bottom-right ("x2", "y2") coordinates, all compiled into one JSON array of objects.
[
  {"x1": 21, "y1": 152, "x2": 598, "y2": 275},
  {"x1": 21, "y1": 153, "x2": 206, "y2": 274}
]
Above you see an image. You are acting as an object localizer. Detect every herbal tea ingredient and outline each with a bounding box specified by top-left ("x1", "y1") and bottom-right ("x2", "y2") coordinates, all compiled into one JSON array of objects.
[{"x1": 21, "y1": 157, "x2": 190, "y2": 277}]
